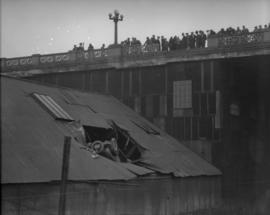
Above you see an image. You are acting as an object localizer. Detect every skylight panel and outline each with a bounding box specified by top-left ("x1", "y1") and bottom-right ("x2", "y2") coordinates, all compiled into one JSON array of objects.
[{"x1": 32, "y1": 93, "x2": 74, "y2": 121}]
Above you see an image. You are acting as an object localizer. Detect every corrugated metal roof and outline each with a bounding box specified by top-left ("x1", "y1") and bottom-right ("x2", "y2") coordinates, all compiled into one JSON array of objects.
[
  {"x1": 102, "y1": 114, "x2": 221, "y2": 177},
  {"x1": 117, "y1": 163, "x2": 154, "y2": 176},
  {"x1": 1, "y1": 76, "x2": 221, "y2": 184}
]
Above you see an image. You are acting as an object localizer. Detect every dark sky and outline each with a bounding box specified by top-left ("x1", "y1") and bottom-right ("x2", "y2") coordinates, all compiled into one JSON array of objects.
[{"x1": 1, "y1": 0, "x2": 269, "y2": 57}]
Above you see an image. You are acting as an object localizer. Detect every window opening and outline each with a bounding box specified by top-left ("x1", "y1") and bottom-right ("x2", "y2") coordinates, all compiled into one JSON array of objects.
[
  {"x1": 131, "y1": 120, "x2": 160, "y2": 135},
  {"x1": 32, "y1": 93, "x2": 74, "y2": 121},
  {"x1": 173, "y1": 80, "x2": 192, "y2": 109}
]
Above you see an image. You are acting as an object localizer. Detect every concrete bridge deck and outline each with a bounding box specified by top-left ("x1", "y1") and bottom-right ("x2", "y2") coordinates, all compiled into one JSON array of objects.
[{"x1": 1, "y1": 30, "x2": 270, "y2": 77}]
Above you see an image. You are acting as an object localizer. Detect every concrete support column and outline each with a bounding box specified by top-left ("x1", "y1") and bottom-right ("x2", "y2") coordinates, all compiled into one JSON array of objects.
[
  {"x1": 210, "y1": 61, "x2": 214, "y2": 92},
  {"x1": 129, "y1": 70, "x2": 132, "y2": 96},
  {"x1": 164, "y1": 66, "x2": 168, "y2": 116},
  {"x1": 89, "y1": 72, "x2": 93, "y2": 91},
  {"x1": 120, "y1": 70, "x2": 124, "y2": 99},
  {"x1": 201, "y1": 62, "x2": 204, "y2": 92},
  {"x1": 82, "y1": 72, "x2": 86, "y2": 91},
  {"x1": 105, "y1": 71, "x2": 109, "y2": 93},
  {"x1": 164, "y1": 66, "x2": 168, "y2": 95},
  {"x1": 138, "y1": 68, "x2": 142, "y2": 95}
]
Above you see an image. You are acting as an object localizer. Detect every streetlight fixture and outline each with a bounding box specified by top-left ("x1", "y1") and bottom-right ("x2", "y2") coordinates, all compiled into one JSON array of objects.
[{"x1": 109, "y1": 10, "x2": 124, "y2": 45}]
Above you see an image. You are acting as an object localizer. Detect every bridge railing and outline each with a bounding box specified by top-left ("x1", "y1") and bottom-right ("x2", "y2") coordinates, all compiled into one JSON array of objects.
[
  {"x1": 1, "y1": 30, "x2": 270, "y2": 72},
  {"x1": 122, "y1": 44, "x2": 161, "y2": 56},
  {"x1": 219, "y1": 31, "x2": 264, "y2": 46},
  {"x1": 1, "y1": 48, "x2": 110, "y2": 69},
  {"x1": 208, "y1": 29, "x2": 270, "y2": 48}
]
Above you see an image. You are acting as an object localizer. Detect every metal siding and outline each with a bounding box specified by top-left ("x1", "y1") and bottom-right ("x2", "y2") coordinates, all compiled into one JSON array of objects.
[{"x1": 1, "y1": 177, "x2": 221, "y2": 215}]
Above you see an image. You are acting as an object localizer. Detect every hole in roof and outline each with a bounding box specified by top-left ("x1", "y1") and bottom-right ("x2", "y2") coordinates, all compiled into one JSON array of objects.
[{"x1": 70, "y1": 119, "x2": 144, "y2": 163}]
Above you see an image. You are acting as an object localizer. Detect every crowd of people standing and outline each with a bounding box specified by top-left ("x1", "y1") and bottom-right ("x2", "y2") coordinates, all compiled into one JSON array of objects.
[
  {"x1": 120, "y1": 32, "x2": 206, "y2": 52},
  {"x1": 71, "y1": 23, "x2": 270, "y2": 53},
  {"x1": 207, "y1": 24, "x2": 270, "y2": 37}
]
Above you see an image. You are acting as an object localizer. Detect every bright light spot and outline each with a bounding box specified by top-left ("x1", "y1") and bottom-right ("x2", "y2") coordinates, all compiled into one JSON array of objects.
[
  {"x1": 50, "y1": 37, "x2": 54, "y2": 41},
  {"x1": 66, "y1": 29, "x2": 70, "y2": 33},
  {"x1": 87, "y1": 36, "x2": 90, "y2": 40}
]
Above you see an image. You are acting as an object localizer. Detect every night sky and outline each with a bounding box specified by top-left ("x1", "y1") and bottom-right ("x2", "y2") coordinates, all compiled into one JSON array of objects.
[{"x1": 1, "y1": 0, "x2": 269, "y2": 58}]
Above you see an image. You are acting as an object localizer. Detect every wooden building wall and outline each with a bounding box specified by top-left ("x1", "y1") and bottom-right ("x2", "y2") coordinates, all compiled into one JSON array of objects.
[{"x1": 2, "y1": 176, "x2": 221, "y2": 215}]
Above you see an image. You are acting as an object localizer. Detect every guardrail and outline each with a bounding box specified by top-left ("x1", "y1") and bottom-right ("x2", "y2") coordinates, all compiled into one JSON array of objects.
[
  {"x1": 1, "y1": 48, "x2": 110, "y2": 70},
  {"x1": 1, "y1": 30, "x2": 270, "y2": 72},
  {"x1": 218, "y1": 31, "x2": 264, "y2": 46},
  {"x1": 208, "y1": 29, "x2": 270, "y2": 48}
]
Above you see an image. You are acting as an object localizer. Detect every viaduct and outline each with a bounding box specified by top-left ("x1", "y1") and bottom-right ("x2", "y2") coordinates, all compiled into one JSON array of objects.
[{"x1": 1, "y1": 29, "x2": 270, "y2": 212}]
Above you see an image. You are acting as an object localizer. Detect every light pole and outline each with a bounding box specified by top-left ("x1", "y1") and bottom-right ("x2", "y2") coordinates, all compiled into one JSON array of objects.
[{"x1": 109, "y1": 10, "x2": 124, "y2": 45}]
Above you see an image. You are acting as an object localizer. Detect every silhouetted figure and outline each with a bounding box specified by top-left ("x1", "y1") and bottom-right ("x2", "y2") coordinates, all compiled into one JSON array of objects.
[
  {"x1": 201, "y1": 31, "x2": 206, "y2": 48},
  {"x1": 181, "y1": 33, "x2": 187, "y2": 49},
  {"x1": 73, "y1": 45, "x2": 78, "y2": 51},
  {"x1": 79, "y1": 42, "x2": 84, "y2": 51},
  {"x1": 88, "y1": 43, "x2": 94, "y2": 50},
  {"x1": 161, "y1": 36, "x2": 169, "y2": 51}
]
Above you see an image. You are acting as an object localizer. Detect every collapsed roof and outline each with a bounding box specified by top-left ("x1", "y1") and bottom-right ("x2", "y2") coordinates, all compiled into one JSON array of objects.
[{"x1": 1, "y1": 76, "x2": 221, "y2": 184}]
